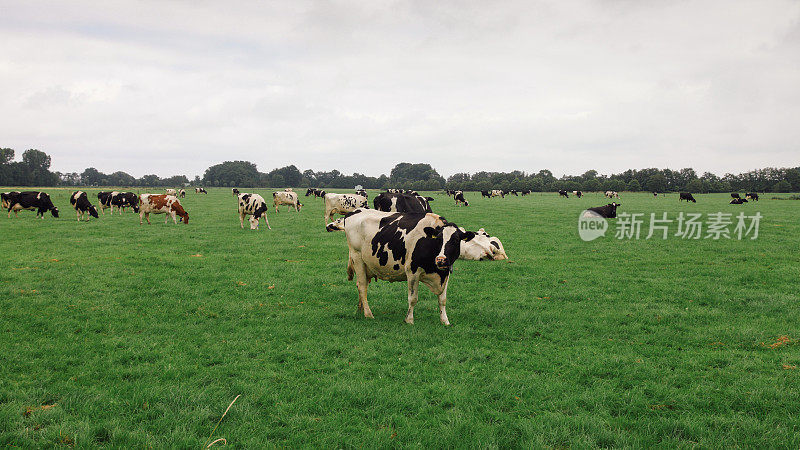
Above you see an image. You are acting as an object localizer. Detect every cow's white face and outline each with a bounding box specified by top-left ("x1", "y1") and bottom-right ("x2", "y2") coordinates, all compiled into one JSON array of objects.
[
  {"x1": 460, "y1": 231, "x2": 495, "y2": 261},
  {"x1": 249, "y1": 216, "x2": 260, "y2": 230}
]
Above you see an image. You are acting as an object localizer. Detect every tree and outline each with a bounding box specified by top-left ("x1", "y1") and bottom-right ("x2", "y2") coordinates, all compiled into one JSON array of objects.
[
  {"x1": 685, "y1": 179, "x2": 703, "y2": 193},
  {"x1": 203, "y1": 161, "x2": 260, "y2": 187},
  {"x1": 0, "y1": 148, "x2": 13, "y2": 165},
  {"x1": 772, "y1": 180, "x2": 791, "y2": 193},
  {"x1": 81, "y1": 168, "x2": 105, "y2": 186},
  {"x1": 646, "y1": 173, "x2": 666, "y2": 192},
  {"x1": 627, "y1": 179, "x2": 641, "y2": 191}
]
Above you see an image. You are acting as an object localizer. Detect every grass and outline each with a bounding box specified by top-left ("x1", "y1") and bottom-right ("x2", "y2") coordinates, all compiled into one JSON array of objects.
[{"x1": 1, "y1": 188, "x2": 799, "y2": 447}]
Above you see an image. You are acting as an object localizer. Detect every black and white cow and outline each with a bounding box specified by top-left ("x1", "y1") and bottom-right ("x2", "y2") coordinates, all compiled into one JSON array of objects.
[
  {"x1": 573, "y1": 190, "x2": 582, "y2": 198},
  {"x1": 746, "y1": 192, "x2": 759, "y2": 201},
  {"x1": 306, "y1": 188, "x2": 319, "y2": 197},
  {"x1": 730, "y1": 198, "x2": 748, "y2": 204},
  {"x1": 558, "y1": 190, "x2": 569, "y2": 198},
  {"x1": 232, "y1": 188, "x2": 240, "y2": 196},
  {"x1": 506, "y1": 190, "x2": 518, "y2": 196},
  {"x1": 110, "y1": 192, "x2": 140, "y2": 214},
  {"x1": 195, "y1": 187, "x2": 207, "y2": 194},
  {"x1": 490, "y1": 189, "x2": 505, "y2": 198},
  {"x1": 653, "y1": 192, "x2": 658, "y2": 197},
  {"x1": 679, "y1": 192, "x2": 696, "y2": 203},
  {"x1": 481, "y1": 190, "x2": 491, "y2": 198},
  {"x1": 373, "y1": 192, "x2": 434, "y2": 213},
  {"x1": 324, "y1": 193, "x2": 369, "y2": 222},
  {"x1": 97, "y1": 191, "x2": 114, "y2": 214},
  {"x1": 583, "y1": 202, "x2": 621, "y2": 218},
  {"x1": 273, "y1": 191, "x2": 303, "y2": 212},
  {"x1": 356, "y1": 189, "x2": 368, "y2": 198},
  {"x1": 521, "y1": 190, "x2": 531, "y2": 196},
  {"x1": 69, "y1": 191, "x2": 99, "y2": 221},
  {"x1": 454, "y1": 191, "x2": 469, "y2": 206},
  {"x1": 460, "y1": 228, "x2": 508, "y2": 261},
  {"x1": 4, "y1": 191, "x2": 59, "y2": 218},
  {"x1": 238, "y1": 193, "x2": 271, "y2": 230},
  {"x1": 179, "y1": 189, "x2": 186, "y2": 198},
  {"x1": 326, "y1": 209, "x2": 476, "y2": 325},
  {"x1": 731, "y1": 193, "x2": 741, "y2": 199},
  {"x1": 605, "y1": 191, "x2": 620, "y2": 199}
]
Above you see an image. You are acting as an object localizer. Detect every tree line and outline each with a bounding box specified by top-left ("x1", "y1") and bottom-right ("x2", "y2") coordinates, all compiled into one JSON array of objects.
[{"x1": 1, "y1": 147, "x2": 798, "y2": 193}]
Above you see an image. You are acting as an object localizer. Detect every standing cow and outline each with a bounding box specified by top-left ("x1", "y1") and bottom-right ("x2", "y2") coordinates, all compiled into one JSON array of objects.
[
  {"x1": 679, "y1": 193, "x2": 697, "y2": 203},
  {"x1": 70, "y1": 191, "x2": 99, "y2": 221},
  {"x1": 373, "y1": 192, "x2": 434, "y2": 213},
  {"x1": 110, "y1": 192, "x2": 140, "y2": 214},
  {"x1": 454, "y1": 191, "x2": 469, "y2": 206},
  {"x1": 326, "y1": 209, "x2": 476, "y2": 325},
  {"x1": 558, "y1": 190, "x2": 569, "y2": 198},
  {"x1": 238, "y1": 193, "x2": 271, "y2": 230},
  {"x1": 273, "y1": 191, "x2": 303, "y2": 212},
  {"x1": 323, "y1": 193, "x2": 369, "y2": 222},
  {"x1": 4, "y1": 191, "x2": 59, "y2": 218},
  {"x1": 165, "y1": 189, "x2": 177, "y2": 196},
  {"x1": 139, "y1": 194, "x2": 189, "y2": 224}
]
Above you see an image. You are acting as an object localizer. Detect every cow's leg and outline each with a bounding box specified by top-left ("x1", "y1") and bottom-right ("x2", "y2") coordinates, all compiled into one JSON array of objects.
[
  {"x1": 240, "y1": 213, "x2": 245, "y2": 229},
  {"x1": 76, "y1": 210, "x2": 80, "y2": 221},
  {"x1": 437, "y1": 278, "x2": 451, "y2": 326},
  {"x1": 352, "y1": 257, "x2": 373, "y2": 318},
  {"x1": 145, "y1": 212, "x2": 151, "y2": 224},
  {"x1": 405, "y1": 276, "x2": 420, "y2": 324},
  {"x1": 139, "y1": 211, "x2": 143, "y2": 225},
  {"x1": 262, "y1": 214, "x2": 271, "y2": 230}
]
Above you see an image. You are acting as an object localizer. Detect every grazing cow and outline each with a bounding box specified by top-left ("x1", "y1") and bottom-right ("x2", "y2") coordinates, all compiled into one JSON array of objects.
[
  {"x1": 306, "y1": 188, "x2": 318, "y2": 197},
  {"x1": 324, "y1": 193, "x2": 369, "y2": 222},
  {"x1": 490, "y1": 189, "x2": 505, "y2": 198},
  {"x1": 521, "y1": 190, "x2": 531, "y2": 196},
  {"x1": 273, "y1": 191, "x2": 303, "y2": 212},
  {"x1": 507, "y1": 190, "x2": 519, "y2": 196},
  {"x1": 558, "y1": 190, "x2": 569, "y2": 198},
  {"x1": 605, "y1": 191, "x2": 620, "y2": 199},
  {"x1": 731, "y1": 193, "x2": 741, "y2": 199},
  {"x1": 195, "y1": 187, "x2": 207, "y2": 194},
  {"x1": 387, "y1": 189, "x2": 402, "y2": 194},
  {"x1": 730, "y1": 198, "x2": 748, "y2": 204},
  {"x1": 454, "y1": 191, "x2": 469, "y2": 206},
  {"x1": 326, "y1": 209, "x2": 476, "y2": 325},
  {"x1": 284, "y1": 188, "x2": 293, "y2": 192},
  {"x1": 110, "y1": 192, "x2": 140, "y2": 214},
  {"x1": 653, "y1": 192, "x2": 658, "y2": 197},
  {"x1": 481, "y1": 190, "x2": 491, "y2": 198},
  {"x1": 165, "y1": 189, "x2": 176, "y2": 196},
  {"x1": 179, "y1": 189, "x2": 186, "y2": 198},
  {"x1": 746, "y1": 192, "x2": 759, "y2": 201},
  {"x1": 573, "y1": 190, "x2": 582, "y2": 198},
  {"x1": 232, "y1": 188, "x2": 240, "y2": 196},
  {"x1": 679, "y1": 192, "x2": 697, "y2": 203},
  {"x1": 139, "y1": 194, "x2": 189, "y2": 224},
  {"x1": 97, "y1": 191, "x2": 115, "y2": 214},
  {"x1": 583, "y1": 202, "x2": 621, "y2": 218},
  {"x1": 460, "y1": 228, "x2": 508, "y2": 261},
  {"x1": 238, "y1": 193, "x2": 271, "y2": 230},
  {"x1": 69, "y1": 191, "x2": 99, "y2": 221},
  {"x1": 356, "y1": 189, "x2": 368, "y2": 198},
  {"x1": 4, "y1": 191, "x2": 59, "y2": 218},
  {"x1": 373, "y1": 192, "x2": 434, "y2": 213}
]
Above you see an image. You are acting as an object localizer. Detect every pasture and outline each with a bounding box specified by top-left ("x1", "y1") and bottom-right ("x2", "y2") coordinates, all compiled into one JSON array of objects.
[{"x1": 1, "y1": 188, "x2": 799, "y2": 447}]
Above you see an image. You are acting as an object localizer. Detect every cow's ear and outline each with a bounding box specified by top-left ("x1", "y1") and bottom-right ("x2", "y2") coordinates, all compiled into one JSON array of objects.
[
  {"x1": 461, "y1": 231, "x2": 476, "y2": 241},
  {"x1": 423, "y1": 227, "x2": 439, "y2": 238}
]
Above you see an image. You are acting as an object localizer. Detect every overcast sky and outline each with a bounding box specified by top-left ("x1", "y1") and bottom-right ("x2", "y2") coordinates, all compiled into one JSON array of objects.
[{"x1": 1, "y1": 1, "x2": 798, "y2": 178}]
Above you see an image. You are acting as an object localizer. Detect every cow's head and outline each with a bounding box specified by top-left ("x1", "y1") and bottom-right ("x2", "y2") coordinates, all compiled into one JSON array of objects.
[
  {"x1": 426, "y1": 224, "x2": 476, "y2": 270},
  {"x1": 89, "y1": 205, "x2": 99, "y2": 218},
  {"x1": 249, "y1": 216, "x2": 260, "y2": 229},
  {"x1": 297, "y1": 202, "x2": 303, "y2": 212},
  {"x1": 326, "y1": 218, "x2": 345, "y2": 232},
  {"x1": 50, "y1": 206, "x2": 59, "y2": 218}
]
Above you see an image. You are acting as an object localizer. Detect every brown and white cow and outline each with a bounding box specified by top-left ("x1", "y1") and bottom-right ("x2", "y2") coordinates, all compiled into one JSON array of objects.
[
  {"x1": 272, "y1": 191, "x2": 303, "y2": 212},
  {"x1": 238, "y1": 193, "x2": 271, "y2": 230},
  {"x1": 139, "y1": 194, "x2": 189, "y2": 224},
  {"x1": 326, "y1": 209, "x2": 476, "y2": 325},
  {"x1": 323, "y1": 193, "x2": 368, "y2": 222},
  {"x1": 165, "y1": 189, "x2": 177, "y2": 196}
]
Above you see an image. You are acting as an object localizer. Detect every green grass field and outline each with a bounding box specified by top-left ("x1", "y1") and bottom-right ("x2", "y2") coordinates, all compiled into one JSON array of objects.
[{"x1": 1, "y1": 188, "x2": 799, "y2": 447}]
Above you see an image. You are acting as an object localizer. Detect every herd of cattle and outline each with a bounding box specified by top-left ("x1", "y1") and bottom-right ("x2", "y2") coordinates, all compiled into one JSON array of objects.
[{"x1": 2, "y1": 187, "x2": 764, "y2": 324}]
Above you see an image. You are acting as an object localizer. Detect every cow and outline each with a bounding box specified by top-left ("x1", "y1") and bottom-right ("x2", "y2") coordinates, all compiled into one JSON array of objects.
[
  {"x1": 730, "y1": 198, "x2": 748, "y2": 204},
  {"x1": 4, "y1": 191, "x2": 59, "y2": 218},
  {"x1": 731, "y1": 193, "x2": 741, "y2": 199},
  {"x1": 306, "y1": 188, "x2": 319, "y2": 197},
  {"x1": 165, "y1": 189, "x2": 176, "y2": 196},
  {"x1": 508, "y1": 190, "x2": 519, "y2": 196},
  {"x1": 491, "y1": 189, "x2": 505, "y2": 198},
  {"x1": 324, "y1": 193, "x2": 369, "y2": 222},
  {"x1": 195, "y1": 187, "x2": 207, "y2": 194},
  {"x1": 605, "y1": 191, "x2": 620, "y2": 199},
  {"x1": 273, "y1": 191, "x2": 303, "y2": 212},
  {"x1": 356, "y1": 189, "x2": 368, "y2": 198},
  {"x1": 110, "y1": 192, "x2": 140, "y2": 214},
  {"x1": 97, "y1": 191, "x2": 115, "y2": 214},
  {"x1": 284, "y1": 188, "x2": 293, "y2": 192},
  {"x1": 232, "y1": 188, "x2": 240, "y2": 196},
  {"x1": 373, "y1": 192, "x2": 434, "y2": 213},
  {"x1": 583, "y1": 202, "x2": 621, "y2": 218},
  {"x1": 69, "y1": 191, "x2": 99, "y2": 221},
  {"x1": 481, "y1": 190, "x2": 491, "y2": 198},
  {"x1": 653, "y1": 192, "x2": 658, "y2": 197},
  {"x1": 573, "y1": 190, "x2": 582, "y2": 198},
  {"x1": 1, "y1": 191, "x2": 21, "y2": 212},
  {"x1": 238, "y1": 193, "x2": 271, "y2": 230},
  {"x1": 558, "y1": 190, "x2": 569, "y2": 198},
  {"x1": 179, "y1": 189, "x2": 186, "y2": 198},
  {"x1": 521, "y1": 190, "x2": 531, "y2": 196},
  {"x1": 387, "y1": 189, "x2": 402, "y2": 194},
  {"x1": 139, "y1": 194, "x2": 189, "y2": 224},
  {"x1": 460, "y1": 228, "x2": 508, "y2": 261},
  {"x1": 679, "y1": 192, "x2": 696, "y2": 203},
  {"x1": 326, "y1": 209, "x2": 476, "y2": 325},
  {"x1": 746, "y1": 192, "x2": 759, "y2": 201},
  {"x1": 454, "y1": 191, "x2": 469, "y2": 206}
]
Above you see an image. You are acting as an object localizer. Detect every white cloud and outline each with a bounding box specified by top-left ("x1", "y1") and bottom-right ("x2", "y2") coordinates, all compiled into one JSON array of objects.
[{"x1": 1, "y1": 0, "x2": 798, "y2": 178}]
